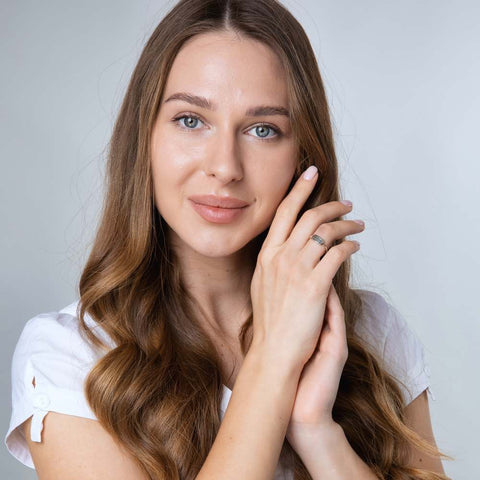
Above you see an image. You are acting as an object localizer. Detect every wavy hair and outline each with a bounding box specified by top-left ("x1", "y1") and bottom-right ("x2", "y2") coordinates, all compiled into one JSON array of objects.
[{"x1": 77, "y1": 0, "x2": 453, "y2": 478}]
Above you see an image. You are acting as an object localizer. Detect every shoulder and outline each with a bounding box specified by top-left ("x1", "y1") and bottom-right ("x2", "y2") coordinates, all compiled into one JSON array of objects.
[
  {"x1": 353, "y1": 289, "x2": 394, "y2": 349},
  {"x1": 4, "y1": 300, "x2": 115, "y2": 469},
  {"x1": 16, "y1": 300, "x2": 115, "y2": 358},
  {"x1": 354, "y1": 288, "x2": 414, "y2": 345},
  {"x1": 14, "y1": 301, "x2": 88, "y2": 344},
  {"x1": 353, "y1": 289, "x2": 435, "y2": 406},
  {"x1": 10, "y1": 301, "x2": 114, "y2": 394}
]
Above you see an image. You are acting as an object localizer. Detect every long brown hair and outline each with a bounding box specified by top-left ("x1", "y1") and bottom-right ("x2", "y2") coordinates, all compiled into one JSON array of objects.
[{"x1": 77, "y1": 0, "x2": 453, "y2": 478}]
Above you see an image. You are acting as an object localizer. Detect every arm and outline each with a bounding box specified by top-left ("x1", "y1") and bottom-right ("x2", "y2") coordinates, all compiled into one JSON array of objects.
[
  {"x1": 403, "y1": 389, "x2": 446, "y2": 474},
  {"x1": 24, "y1": 343, "x2": 312, "y2": 480},
  {"x1": 24, "y1": 343, "x2": 302, "y2": 480},
  {"x1": 196, "y1": 342, "x2": 303, "y2": 480},
  {"x1": 290, "y1": 390, "x2": 446, "y2": 479},
  {"x1": 290, "y1": 422, "x2": 379, "y2": 479},
  {"x1": 24, "y1": 413, "x2": 151, "y2": 479}
]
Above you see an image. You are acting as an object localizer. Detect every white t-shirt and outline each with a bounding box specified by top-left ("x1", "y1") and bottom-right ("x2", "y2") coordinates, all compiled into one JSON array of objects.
[{"x1": 4, "y1": 289, "x2": 435, "y2": 477}]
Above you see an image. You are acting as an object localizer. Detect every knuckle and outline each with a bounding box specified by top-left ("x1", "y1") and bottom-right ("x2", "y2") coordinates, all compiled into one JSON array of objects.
[
  {"x1": 329, "y1": 245, "x2": 345, "y2": 261},
  {"x1": 257, "y1": 251, "x2": 268, "y2": 268},
  {"x1": 302, "y1": 208, "x2": 317, "y2": 221},
  {"x1": 277, "y1": 201, "x2": 291, "y2": 217},
  {"x1": 317, "y1": 222, "x2": 334, "y2": 237},
  {"x1": 258, "y1": 248, "x2": 277, "y2": 268}
]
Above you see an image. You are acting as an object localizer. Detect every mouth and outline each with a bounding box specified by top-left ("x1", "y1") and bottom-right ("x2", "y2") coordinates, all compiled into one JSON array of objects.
[
  {"x1": 189, "y1": 199, "x2": 249, "y2": 224},
  {"x1": 188, "y1": 194, "x2": 250, "y2": 209}
]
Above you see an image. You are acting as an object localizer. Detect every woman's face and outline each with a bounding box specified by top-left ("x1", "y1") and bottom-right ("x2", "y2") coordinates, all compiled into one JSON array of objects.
[{"x1": 151, "y1": 31, "x2": 298, "y2": 258}]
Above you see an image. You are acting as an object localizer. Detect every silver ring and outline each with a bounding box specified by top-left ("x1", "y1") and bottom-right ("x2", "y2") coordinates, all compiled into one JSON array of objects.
[{"x1": 310, "y1": 234, "x2": 329, "y2": 254}]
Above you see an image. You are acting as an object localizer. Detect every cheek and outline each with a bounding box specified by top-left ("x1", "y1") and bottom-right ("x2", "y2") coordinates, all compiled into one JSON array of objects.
[
  {"x1": 151, "y1": 132, "x2": 186, "y2": 188},
  {"x1": 151, "y1": 135, "x2": 198, "y2": 184},
  {"x1": 253, "y1": 169, "x2": 296, "y2": 218},
  {"x1": 150, "y1": 151, "x2": 179, "y2": 212},
  {"x1": 262, "y1": 164, "x2": 296, "y2": 198}
]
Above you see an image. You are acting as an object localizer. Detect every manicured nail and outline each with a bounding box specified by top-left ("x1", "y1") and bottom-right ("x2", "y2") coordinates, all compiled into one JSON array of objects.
[
  {"x1": 340, "y1": 200, "x2": 353, "y2": 206},
  {"x1": 303, "y1": 165, "x2": 318, "y2": 180}
]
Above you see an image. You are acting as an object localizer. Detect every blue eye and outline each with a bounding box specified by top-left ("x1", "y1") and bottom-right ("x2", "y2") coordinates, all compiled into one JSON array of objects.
[
  {"x1": 174, "y1": 114, "x2": 202, "y2": 130},
  {"x1": 171, "y1": 113, "x2": 282, "y2": 141}
]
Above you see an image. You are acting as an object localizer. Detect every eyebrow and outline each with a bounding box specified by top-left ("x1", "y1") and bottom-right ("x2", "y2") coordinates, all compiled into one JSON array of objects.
[{"x1": 163, "y1": 92, "x2": 290, "y2": 118}]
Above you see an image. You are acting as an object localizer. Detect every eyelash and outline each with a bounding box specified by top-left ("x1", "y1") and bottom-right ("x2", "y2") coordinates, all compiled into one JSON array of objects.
[{"x1": 171, "y1": 112, "x2": 283, "y2": 142}]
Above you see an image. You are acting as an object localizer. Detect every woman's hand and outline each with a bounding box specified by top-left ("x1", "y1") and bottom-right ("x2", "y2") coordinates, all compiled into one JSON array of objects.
[
  {"x1": 249, "y1": 165, "x2": 363, "y2": 370},
  {"x1": 248, "y1": 164, "x2": 363, "y2": 451},
  {"x1": 285, "y1": 282, "x2": 349, "y2": 449}
]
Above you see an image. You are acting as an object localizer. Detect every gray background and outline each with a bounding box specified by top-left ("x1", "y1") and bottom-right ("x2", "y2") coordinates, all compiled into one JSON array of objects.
[{"x1": 2, "y1": 1, "x2": 478, "y2": 478}]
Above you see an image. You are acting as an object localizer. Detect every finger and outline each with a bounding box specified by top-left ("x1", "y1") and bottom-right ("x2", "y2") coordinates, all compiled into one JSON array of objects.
[
  {"x1": 317, "y1": 284, "x2": 347, "y2": 357},
  {"x1": 312, "y1": 240, "x2": 360, "y2": 291},
  {"x1": 326, "y1": 284, "x2": 346, "y2": 340},
  {"x1": 319, "y1": 285, "x2": 339, "y2": 337},
  {"x1": 261, "y1": 166, "x2": 318, "y2": 249},
  {"x1": 287, "y1": 201, "x2": 355, "y2": 252},
  {"x1": 298, "y1": 219, "x2": 364, "y2": 269}
]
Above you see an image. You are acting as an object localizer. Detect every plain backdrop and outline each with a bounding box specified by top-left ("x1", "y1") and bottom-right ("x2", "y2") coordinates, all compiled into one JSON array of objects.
[{"x1": 1, "y1": 1, "x2": 478, "y2": 478}]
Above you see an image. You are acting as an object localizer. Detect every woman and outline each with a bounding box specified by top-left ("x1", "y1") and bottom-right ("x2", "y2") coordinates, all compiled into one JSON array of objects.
[{"x1": 5, "y1": 0, "x2": 452, "y2": 478}]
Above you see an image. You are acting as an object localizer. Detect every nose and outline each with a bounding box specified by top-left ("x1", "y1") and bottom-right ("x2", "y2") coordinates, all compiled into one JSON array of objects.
[{"x1": 202, "y1": 131, "x2": 244, "y2": 183}]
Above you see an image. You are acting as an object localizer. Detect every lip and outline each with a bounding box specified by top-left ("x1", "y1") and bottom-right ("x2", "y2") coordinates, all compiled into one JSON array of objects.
[
  {"x1": 188, "y1": 194, "x2": 250, "y2": 208},
  {"x1": 189, "y1": 200, "x2": 249, "y2": 224}
]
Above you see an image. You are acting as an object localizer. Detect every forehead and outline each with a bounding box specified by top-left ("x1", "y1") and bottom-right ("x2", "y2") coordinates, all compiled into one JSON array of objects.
[{"x1": 163, "y1": 31, "x2": 289, "y2": 107}]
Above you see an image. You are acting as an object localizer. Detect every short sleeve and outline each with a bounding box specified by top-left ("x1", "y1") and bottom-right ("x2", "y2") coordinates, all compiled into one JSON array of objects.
[
  {"x1": 4, "y1": 309, "x2": 100, "y2": 469},
  {"x1": 382, "y1": 300, "x2": 436, "y2": 406},
  {"x1": 356, "y1": 290, "x2": 436, "y2": 407}
]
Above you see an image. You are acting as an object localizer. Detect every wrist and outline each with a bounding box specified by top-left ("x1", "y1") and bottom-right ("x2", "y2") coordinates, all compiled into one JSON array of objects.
[
  {"x1": 248, "y1": 339, "x2": 303, "y2": 373},
  {"x1": 248, "y1": 336, "x2": 305, "y2": 376},
  {"x1": 287, "y1": 420, "x2": 344, "y2": 453},
  {"x1": 291, "y1": 422, "x2": 379, "y2": 479}
]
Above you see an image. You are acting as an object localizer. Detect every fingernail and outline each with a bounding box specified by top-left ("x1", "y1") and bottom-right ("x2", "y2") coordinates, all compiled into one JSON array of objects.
[
  {"x1": 303, "y1": 165, "x2": 318, "y2": 180},
  {"x1": 340, "y1": 200, "x2": 353, "y2": 206}
]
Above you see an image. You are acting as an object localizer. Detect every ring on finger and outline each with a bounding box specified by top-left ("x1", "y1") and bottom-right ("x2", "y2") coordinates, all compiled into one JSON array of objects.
[{"x1": 310, "y1": 233, "x2": 329, "y2": 255}]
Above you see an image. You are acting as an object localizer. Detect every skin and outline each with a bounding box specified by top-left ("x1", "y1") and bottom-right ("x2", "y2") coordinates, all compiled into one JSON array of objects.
[{"x1": 150, "y1": 30, "x2": 297, "y2": 350}]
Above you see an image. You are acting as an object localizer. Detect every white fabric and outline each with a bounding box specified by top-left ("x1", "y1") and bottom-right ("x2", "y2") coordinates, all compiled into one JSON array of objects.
[
  {"x1": 4, "y1": 289, "x2": 434, "y2": 474},
  {"x1": 354, "y1": 290, "x2": 435, "y2": 405}
]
